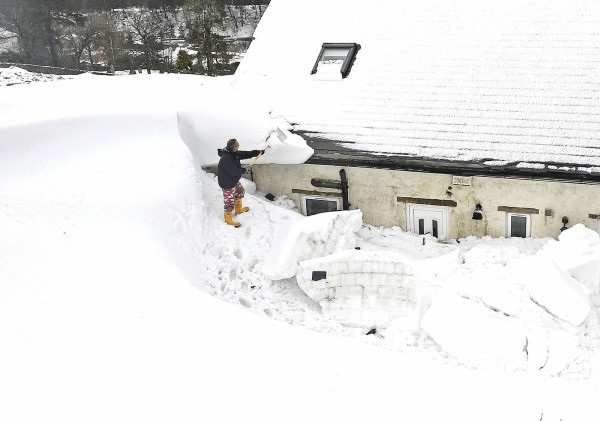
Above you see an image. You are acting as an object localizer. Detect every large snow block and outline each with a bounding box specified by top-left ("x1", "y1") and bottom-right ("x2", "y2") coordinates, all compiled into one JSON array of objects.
[
  {"x1": 558, "y1": 223, "x2": 600, "y2": 246},
  {"x1": 525, "y1": 325, "x2": 581, "y2": 373},
  {"x1": 263, "y1": 210, "x2": 363, "y2": 280},
  {"x1": 507, "y1": 254, "x2": 591, "y2": 326},
  {"x1": 296, "y1": 249, "x2": 416, "y2": 327},
  {"x1": 420, "y1": 295, "x2": 528, "y2": 366},
  {"x1": 542, "y1": 224, "x2": 600, "y2": 294}
]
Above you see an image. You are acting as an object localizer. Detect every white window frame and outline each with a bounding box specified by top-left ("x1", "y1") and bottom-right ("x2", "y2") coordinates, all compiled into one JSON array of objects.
[
  {"x1": 300, "y1": 195, "x2": 342, "y2": 216},
  {"x1": 406, "y1": 203, "x2": 449, "y2": 241},
  {"x1": 597, "y1": 219, "x2": 600, "y2": 235},
  {"x1": 506, "y1": 212, "x2": 531, "y2": 238}
]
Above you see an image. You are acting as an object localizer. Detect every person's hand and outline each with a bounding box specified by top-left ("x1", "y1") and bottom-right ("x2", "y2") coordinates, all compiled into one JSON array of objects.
[{"x1": 261, "y1": 149, "x2": 267, "y2": 154}]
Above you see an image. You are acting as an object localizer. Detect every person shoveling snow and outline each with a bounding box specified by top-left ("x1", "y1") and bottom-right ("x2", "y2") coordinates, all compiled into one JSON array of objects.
[{"x1": 217, "y1": 138, "x2": 265, "y2": 227}]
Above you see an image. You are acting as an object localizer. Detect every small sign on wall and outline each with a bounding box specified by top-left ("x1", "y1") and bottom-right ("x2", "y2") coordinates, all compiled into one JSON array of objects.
[{"x1": 452, "y1": 175, "x2": 472, "y2": 186}]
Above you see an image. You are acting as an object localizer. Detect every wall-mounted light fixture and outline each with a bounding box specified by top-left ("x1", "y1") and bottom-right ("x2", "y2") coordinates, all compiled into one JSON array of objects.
[
  {"x1": 445, "y1": 186, "x2": 453, "y2": 199},
  {"x1": 560, "y1": 216, "x2": 569, "y2": 232},
  {"x1": 472, "y1": 203, "x2": 483, "y2": 220}
]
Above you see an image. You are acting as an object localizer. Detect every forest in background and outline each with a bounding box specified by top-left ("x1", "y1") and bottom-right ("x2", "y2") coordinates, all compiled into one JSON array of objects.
[{"x1": 0, "y1": 0, "x2": 270, "y2": 75}]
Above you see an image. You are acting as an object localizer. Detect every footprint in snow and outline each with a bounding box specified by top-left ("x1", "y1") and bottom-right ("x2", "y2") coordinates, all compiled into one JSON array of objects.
[
  {"x1": 239, "y1": 296, "x2": 252, "y2": 308},
  {"x1": 233, "y1": 247, "x2": 243, "y2": 260}
]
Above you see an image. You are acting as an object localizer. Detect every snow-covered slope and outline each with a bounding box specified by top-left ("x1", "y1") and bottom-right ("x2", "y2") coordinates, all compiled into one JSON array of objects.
[{"x1": 1, "y1": 68, "x2": 600, "y2": 421}]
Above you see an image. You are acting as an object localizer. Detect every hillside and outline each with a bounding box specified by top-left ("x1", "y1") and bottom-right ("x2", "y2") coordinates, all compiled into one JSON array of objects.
[{"x1": 0, "y1": 4, "x2": 268, "y2": 74}]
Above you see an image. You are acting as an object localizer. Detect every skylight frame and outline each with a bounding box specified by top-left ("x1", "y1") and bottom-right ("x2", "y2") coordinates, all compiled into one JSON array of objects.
[{"x1": 311, "y1": 42, "x2": 361, "y2": 79}]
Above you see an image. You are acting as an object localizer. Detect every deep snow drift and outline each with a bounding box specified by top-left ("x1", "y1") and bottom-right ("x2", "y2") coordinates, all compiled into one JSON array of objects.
[{"x1": 1, "y1": 68, "x2": 600, "y2": 421}]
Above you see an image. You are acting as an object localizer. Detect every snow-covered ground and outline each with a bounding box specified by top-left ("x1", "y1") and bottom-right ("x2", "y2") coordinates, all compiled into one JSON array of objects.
[{"x1": 1, "y1": 67, "x2": 600, "y2": 421}]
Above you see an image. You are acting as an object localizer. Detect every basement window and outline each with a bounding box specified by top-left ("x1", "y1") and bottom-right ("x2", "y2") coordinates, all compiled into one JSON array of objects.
[
  {"x1": 301, "y1": 195, "x2": 342, "y2": 216},
  {"x1": 311, "y1": 43, "x2": 360, "y2": 79},
  {"x1": 507, "y1": 213, "x2": 531, "y2": 238}
]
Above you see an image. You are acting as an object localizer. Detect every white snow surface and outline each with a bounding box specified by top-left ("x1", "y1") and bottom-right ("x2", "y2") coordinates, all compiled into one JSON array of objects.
[{"x1": 1, "y1": 68, "x2": 600, "y2": 420}]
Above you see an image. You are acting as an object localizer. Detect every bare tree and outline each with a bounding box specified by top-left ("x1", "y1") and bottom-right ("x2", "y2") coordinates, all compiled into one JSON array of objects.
[
  {"x1": 0, "y1": 0, "x2": 85, "y2": 66},
  {"x1": 121, "y1": 8, "x2": 169, "y2": 72}
]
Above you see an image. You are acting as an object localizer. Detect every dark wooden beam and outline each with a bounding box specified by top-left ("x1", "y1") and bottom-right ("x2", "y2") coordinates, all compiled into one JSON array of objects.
[{"x1": 397, "y1": 197, "x2": 457, "y2": 207}]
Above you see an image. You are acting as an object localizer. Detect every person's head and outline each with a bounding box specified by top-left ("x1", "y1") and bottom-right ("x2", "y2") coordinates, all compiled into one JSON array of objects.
[{"x1": 227, "y1": 138, "x2": 239, "y2": 152}]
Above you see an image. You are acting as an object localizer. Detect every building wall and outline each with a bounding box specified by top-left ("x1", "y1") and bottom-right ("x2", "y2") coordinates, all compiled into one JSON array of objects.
[{"x1": 252, "y1": 163, "x2": 600, "y2": 239}]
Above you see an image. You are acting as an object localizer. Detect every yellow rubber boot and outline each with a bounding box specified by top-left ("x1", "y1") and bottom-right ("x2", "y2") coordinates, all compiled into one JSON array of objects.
[
  {"x1": 235, "y1": 198, "x2": 249, "y2": 214},
  {"x1": 224, "y1": 212, "x2": 240, "y2": 228}
]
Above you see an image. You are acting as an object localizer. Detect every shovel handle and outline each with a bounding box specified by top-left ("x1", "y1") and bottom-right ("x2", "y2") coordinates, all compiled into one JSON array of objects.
[{"x1": 249, "y1": 150, "x2": 263, "y2": 165}]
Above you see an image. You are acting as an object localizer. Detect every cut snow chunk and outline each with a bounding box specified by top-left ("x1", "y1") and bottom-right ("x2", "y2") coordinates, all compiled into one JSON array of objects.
[
  {"x1": 420, "y1": 294, "x2": 528, "y2": 367},
  {"x1": 542, "y1": 327, "x2": 582, "y2": 374},
  {"x1": 263, "y1": 210, "x2": 363, "y2": 280},
  {"x1": 296, "y1": 249, "x2": 416, "y2": 328},
  {"x1": 568, "y1": 260, "x2": 600, "y2": 295},
  {"x1": 525, "y1": 327, "x2": 550, "y2": 370},
  {"x1": 542, "y1": 227, "x2": 600, "y2": 294},
  {"x1": 507, "y1": 255, "x2": 591, "y2": 326},
  {"x1": 444, "y1": 268, "x2": 532, "y2": 320},
  {"x1": 558, "y1": 223, "x2": 600, "y2": 247},
  {"x1": 526, "y1": 325, "x2": 581, "y2": 374},
  {"x1": 263, "y1": 128, "x2": 314, "y2": 161}
]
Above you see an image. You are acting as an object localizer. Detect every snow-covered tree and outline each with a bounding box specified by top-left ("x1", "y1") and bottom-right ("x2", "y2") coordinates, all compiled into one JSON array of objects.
[{"x1": 175, "y1": 49, "x2": 193, "y2": 72}]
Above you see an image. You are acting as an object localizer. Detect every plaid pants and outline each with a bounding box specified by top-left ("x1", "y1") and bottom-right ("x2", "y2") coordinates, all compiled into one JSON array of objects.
[{"x1": 222, "y1": 182, "x2": 245, "y2": 213}]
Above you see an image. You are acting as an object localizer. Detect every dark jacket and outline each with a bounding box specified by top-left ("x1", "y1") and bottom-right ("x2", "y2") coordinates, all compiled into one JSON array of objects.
[{"x1": 217, "y1": 147, "x2": 261, "y2": 189}]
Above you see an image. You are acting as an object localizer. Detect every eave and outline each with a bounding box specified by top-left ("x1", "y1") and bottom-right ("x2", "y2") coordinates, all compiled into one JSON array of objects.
[{"x1": 299, "y1": 132, "x2": 600, "y2": 185}]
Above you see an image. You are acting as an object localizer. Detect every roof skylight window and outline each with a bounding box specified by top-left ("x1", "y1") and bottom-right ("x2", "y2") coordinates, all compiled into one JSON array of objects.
[{"x1": 311, "y1": 43, "x2": 360, "y2": 79}]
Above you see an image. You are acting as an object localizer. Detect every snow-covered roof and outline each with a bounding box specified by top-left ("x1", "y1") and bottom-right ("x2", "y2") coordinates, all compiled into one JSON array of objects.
[{"x1": 236, "y1": 0, "x2": 600, "y2": 177}]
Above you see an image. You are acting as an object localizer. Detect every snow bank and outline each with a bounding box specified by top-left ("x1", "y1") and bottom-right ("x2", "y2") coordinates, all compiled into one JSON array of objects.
[
  {"x1": 177, "y1": 108, "x2": 313, "y2": 167},
  {"x1": 176, "y1": 83, "x2": 313, "y2": 167},
  {"x1": 263, "y1": 209, "x2": 363, "y2": 280},
  {"x1": 296, "y1": 249, "x2": 416, "y2": 327}
]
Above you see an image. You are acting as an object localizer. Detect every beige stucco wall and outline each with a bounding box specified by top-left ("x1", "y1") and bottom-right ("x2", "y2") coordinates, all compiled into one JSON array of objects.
[{"x1": 252, "y1": 163, "x2": 600, "y2": 239}]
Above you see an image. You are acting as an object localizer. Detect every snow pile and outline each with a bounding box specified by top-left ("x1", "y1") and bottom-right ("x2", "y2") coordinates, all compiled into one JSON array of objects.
[
  {"x1": 263, "y1": 209, "x2": 363, "y2": 280},
  {"x1": 297, "y1": 249, "x2": 416, "y2": 327},
  {"x1": 0, "y1": 66, "x2": 72, "y2": 86},
  {"x1": 419, "y1": 226, "x2": 598, "y2": 372}
]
